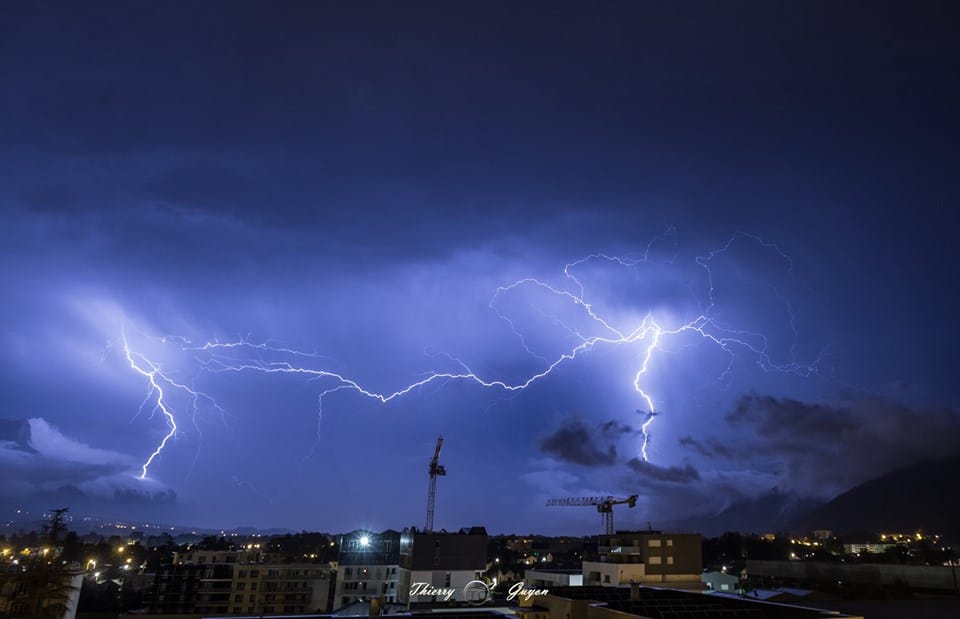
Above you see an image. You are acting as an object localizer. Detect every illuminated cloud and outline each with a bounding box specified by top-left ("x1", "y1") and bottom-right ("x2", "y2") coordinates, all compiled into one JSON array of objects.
[{"x1": 0, "y1": 418, "x2": 174, "y2": 514}]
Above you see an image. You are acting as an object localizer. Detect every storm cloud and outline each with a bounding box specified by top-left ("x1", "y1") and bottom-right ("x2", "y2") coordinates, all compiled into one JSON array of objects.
[
  {"x1": 0, "y1": 2, "x2": 957, "y2": 534},
  {"x1": 0, "y1": 418, "x2": 176, "y2": 518},
  {"x1": 724, "y1": 395, "x2": 960, "y2": 498},
  {"x1": 539, "y1": 418, "x2": 636, "y2": 467},
  {"x1": 678, "y1": 435, "x2": 734, "y2": 460},
  {"x1": 626, "y1": 458, "x2": 701, "y2": 483}
]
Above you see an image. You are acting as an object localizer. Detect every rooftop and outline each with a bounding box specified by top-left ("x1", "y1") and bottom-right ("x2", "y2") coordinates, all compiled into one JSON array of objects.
[{"x1": 544, "y1": 586, "x2": 859, "y2": 619}]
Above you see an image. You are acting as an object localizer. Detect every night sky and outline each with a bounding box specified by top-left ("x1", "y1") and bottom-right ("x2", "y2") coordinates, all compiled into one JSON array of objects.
[{"x1": 1, "y1": 1, "x2": 958, "y2": 534}]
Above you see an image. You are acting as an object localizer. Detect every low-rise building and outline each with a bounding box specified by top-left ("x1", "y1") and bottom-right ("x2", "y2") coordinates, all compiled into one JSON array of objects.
[
  {"x1": 842, "y1": 543, "x2": 897, "y2": 555},
  {"x1": 525, "y1": 568, "x2": 583, "y2": 588},
  {"x1": 700, "y1": 569, "x2": 739, "y2": 592}
]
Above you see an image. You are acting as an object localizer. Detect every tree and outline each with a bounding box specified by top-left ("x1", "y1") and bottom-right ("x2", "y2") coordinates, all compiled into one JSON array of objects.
[
  {"x1": 197, "y1": 535, "x2": 234, "y2": 551},
  {"x1": 9, "y1": 559, "x2": 78, "y2": 619},
  {"x1": 5, "y1": 508, "x2": 80, "y2": 619},
  {"x1": 43, "y1": 508, "x2": 69, "y2": 548}
]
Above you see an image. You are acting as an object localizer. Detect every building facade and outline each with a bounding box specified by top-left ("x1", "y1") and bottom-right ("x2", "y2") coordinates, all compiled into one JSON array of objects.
[
  {"x1": 409, "y1": 527, "x2": 488, "y2": 604},
  {"x1": 335, "y1": 529, "x2": 413, "y2": 609},
  {"x1": 234, "y1": 564, "x2": 334, "y2": 615},
  {"x1": 152, "y1": 549, "x2": 334, "y2": 615},
  {"x1": 582, "y1": 531, "x2": 701, "y2": 589}
]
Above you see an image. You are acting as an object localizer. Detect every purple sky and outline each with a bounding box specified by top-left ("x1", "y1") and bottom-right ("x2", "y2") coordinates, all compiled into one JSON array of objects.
[{"x1": 1, "y1": 1, "x2": 958, "y2": 534}]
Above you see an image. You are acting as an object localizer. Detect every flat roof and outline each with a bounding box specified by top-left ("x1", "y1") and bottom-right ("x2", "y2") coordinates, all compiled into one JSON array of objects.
[{"x1": 544, "y1": 586, "x2": 859, "y2": 619}]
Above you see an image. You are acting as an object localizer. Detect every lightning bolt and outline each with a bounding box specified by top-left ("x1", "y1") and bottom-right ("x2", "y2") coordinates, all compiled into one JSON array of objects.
[
  {"x1": 120, "y1": 323, "x2": 223, "y2": 479},
  {"x1": 122, "y1": 232, "x2": 819, "y2": 477}
]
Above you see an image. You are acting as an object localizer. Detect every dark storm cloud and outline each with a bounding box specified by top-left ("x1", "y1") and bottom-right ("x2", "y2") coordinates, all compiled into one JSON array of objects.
[
  {"x1": 539, "y1": 418, "x2": 636, "y2": 467},
  {"x1": 626, "y1": 458, "x2": 701, "y2": 483},
  {"x1": 726, "y1": 395, "x2": 960, "y2": 497},
  {"x1": 678, "y1": 435, "x2": 733, "y2": 459},
  {"x1": 727, "y1": 396, "x2": 857, "y2": 442},
  {"x1": 600, "y1": 420, "x2": 636, "y2": 434}
]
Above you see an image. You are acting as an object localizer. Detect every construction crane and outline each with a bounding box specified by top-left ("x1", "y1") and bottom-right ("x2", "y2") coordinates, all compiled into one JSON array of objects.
[
  {"x1": 546, "y1": 495, "x2": 638, "y2": 535},
  {"x1": 424, "y1": 435, "x2": 446, "y2": 532}
]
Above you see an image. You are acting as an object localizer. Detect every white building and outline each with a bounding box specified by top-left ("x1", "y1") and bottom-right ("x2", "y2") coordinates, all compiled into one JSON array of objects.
[
  {"x1": 525, "y1": 568, "x2": 583, "y2": 588},
  {"x1": 701, "y1": 570, "x2": 740, "y2": 592}
]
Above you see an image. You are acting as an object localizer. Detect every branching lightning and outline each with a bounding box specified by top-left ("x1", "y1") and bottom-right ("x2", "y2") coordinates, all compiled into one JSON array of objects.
[
  {"x1": 121, "y1": 232, "x2": 820, "y2": 478},
  {"x1": 121, "y1": 323, "x2": 223, "y2": 479}
]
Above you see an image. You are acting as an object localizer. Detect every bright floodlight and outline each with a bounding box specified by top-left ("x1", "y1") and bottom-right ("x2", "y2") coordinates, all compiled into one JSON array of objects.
[{"x1": 359, "y1": 535, "x2": 370, "y2": 547}]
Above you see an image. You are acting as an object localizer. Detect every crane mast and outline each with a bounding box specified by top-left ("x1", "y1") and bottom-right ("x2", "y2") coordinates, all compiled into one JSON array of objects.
[{"x1": 425, "y1": 435, "x2": 446, "y2": 532}]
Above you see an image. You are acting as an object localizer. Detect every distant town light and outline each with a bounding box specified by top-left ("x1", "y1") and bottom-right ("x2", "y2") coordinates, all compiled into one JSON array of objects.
[{"x1": 359, "y1": 535, "x2": 370, "y2": 547}]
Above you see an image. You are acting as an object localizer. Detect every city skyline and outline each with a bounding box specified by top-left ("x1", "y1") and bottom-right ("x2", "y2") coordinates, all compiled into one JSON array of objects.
[{"x1": 1, "y1": 1, "x2": 958, "y2": 534}]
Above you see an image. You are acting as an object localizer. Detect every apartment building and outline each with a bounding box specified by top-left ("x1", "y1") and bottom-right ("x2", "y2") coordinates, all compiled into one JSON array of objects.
[
  {"x1": 334, "y1": 529, "x2": 413, "y2": 609},
  {"x1": 409, "y1": 527, "x2": 488, "y2": 603},
  {"x1": 152, "y1": 549, "x2": 333, "y2": 615},
  {"x1": 582, "y1": 531, "x2": 701, "y2": 590}
]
